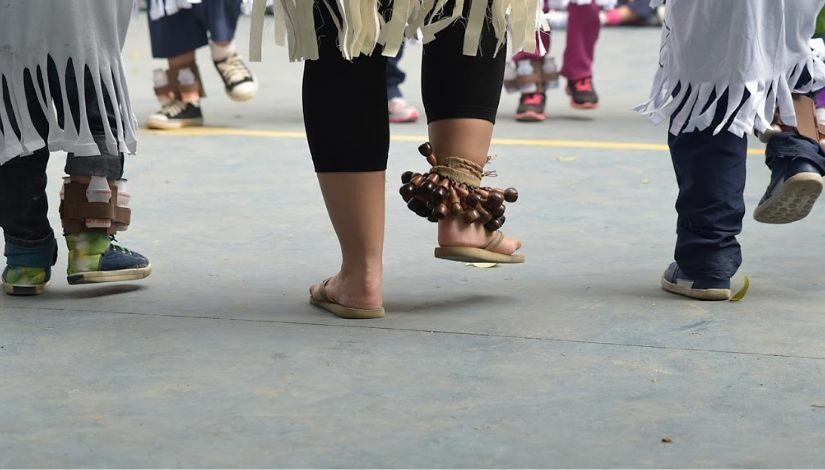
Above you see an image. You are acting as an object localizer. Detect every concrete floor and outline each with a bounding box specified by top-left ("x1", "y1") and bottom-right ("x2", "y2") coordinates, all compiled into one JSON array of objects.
[{"x1": 2, "y1": 15, "x2": 825, "y2": 468}]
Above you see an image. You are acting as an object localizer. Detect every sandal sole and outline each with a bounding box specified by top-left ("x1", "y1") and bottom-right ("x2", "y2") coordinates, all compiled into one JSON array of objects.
[
  {"x1": 434, "y1": 247, "x2": 525, "y2": 264},
  {"x1": 309, "y1": 296, "x2": 385, "y2": 319}
]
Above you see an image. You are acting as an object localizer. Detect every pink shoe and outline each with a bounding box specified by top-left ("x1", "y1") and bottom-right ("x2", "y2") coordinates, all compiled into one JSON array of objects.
[{"x1": 389, "y1": 98, "x2": 420, "y2": 123}]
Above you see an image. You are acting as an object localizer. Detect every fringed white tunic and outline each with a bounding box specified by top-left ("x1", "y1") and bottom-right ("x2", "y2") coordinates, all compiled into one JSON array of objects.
[
  {"x1": 637, "y1": 0, "x2": 825, "y2": 137},
  {"x1": 0, "y1": 0, "x2": 138, "y2": 166},
  {"x1": 249, "y1": 0, "x2": 546, "y2": 62}
]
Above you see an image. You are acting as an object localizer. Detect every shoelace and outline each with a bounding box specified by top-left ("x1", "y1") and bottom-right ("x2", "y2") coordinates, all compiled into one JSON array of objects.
[
  {"x1": 109, "y1": 236, "x2": 136, "y2": 256},
  {"x1": 160, "y1": 99, "x2": 188, "y2": 117},
  {"x1": 574, "y1": 78, "x2": 593, "y2": 92},
  {"x1": 216, "y1": 54, "x2": 252, "y2": 85}
]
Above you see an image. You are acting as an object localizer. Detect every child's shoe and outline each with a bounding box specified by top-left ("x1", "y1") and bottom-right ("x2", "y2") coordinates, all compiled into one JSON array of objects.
[
  {"x1": 66, "y1": 233, "x2": 151, "y2": 285},
  {"x1": 753, "y1": 158, "x2": 823, "y2": 224},
  {"x1": 214, "y1": 52, "x2": 258, "y2": 102},
  {"x1": 2, "y1": 266, "x2": 50, "y2": 296},
  {"x1": 2, "y1": 240, "x2": 56, "y2": 296},
  {"x1": 660, "y1": 262, "x2": 733, "y2": 301},
  {"x1": 147, "y1": 99, "x2": 203, "y2": 130},
  {"x1": 515, "y1": 92, "x2": 547, "y2": 122},
  {"x1": 566, "y1": 77, "x2": 599, "y2": 110}
]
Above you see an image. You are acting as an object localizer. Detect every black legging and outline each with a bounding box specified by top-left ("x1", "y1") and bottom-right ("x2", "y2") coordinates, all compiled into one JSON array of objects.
[{"x1": 302, "y1": 0, "x2": 506, "y2": 173}]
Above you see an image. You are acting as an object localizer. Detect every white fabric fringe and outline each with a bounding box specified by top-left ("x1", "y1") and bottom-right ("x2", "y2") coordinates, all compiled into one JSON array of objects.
[
  {"x1": 0, "y1": 0, "x2": 138, "y2": 166},
  {"x1": 250, "y1": 0, "x2": 545, "y2": 62},
  {"x1": 637, "y1": 0, "x2": 825, "y2": 138}
]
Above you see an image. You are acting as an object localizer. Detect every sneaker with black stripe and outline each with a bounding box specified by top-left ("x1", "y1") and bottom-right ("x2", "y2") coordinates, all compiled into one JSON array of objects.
[
  {"x1": 214, "y1": 52, "x2": 258, "y2": 102},
  {"x1": 147, "y1": 99, "x2": 203, "y2": 130}
]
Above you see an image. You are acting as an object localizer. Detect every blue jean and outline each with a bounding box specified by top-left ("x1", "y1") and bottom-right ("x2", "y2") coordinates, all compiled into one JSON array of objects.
[
  {"x1": 668, "y1": 92, "x2": 825, "y2": 281},
  {"x1": 386, "y1": 43, "x2": 406, "y2": 100},
  {"x1": 148, "y1": 0, "x2": 242, "y2": 58}
]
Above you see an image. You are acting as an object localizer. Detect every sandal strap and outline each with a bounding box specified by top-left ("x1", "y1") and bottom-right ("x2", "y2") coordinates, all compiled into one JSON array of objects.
[
  {"x1": 484, "y1": 231, "x2": 505, "y2": 251},
  {"x1": 315, "y1": 278, "x2": 333, "y2": 303},
  {"x1": 433, "y1": 157, "x2": 484, "y2": 187}
]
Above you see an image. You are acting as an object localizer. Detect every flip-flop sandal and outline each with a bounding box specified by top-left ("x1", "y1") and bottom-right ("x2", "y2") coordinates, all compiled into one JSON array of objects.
[
  {"x1": 309, "y1": 278, "x2": 385, "y2": 319},
  {"x1": 434, "y1": 231, "x2": 525, "y2": 264}
]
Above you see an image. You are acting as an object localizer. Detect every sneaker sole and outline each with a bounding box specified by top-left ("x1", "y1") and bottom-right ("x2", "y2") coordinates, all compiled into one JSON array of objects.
[
  {"x1": 2, "y1": 281, "x2": 48, "y2": 296},
  {"x1": 146, "y1": 118, "x2": 204, "y2": 130},
  {"x1": 389, "y1": 115, "x2": 420, "y2": 123},
  {"x1": 570, "y1": 100, "x2": 599, "y2": 110},
  {"x1": 67, "y1": 265, "x2": 152, "y2": 285},
  {"x1": 227, "y1": 84, "x2": 258, "y2": 102},
  {"x1": 515, "y1": 111, "x2": 546, "y2": 122},
  {"x1": 753, "y1": 172, "x2": 824, "y2": 224},
  {"x1": 661, "y1": 276, "x2": 730, "y2": 301}
]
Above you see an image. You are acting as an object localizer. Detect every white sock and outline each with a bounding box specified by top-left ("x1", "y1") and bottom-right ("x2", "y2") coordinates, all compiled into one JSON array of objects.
[{"x1": 210, "y1": 42, "x2": 236, "y2": 61}]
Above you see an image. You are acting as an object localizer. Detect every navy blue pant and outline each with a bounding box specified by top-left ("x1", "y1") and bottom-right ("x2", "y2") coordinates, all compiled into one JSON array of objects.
[
  {"x1": 669, "y1": 95, "x2": 825, "y2": 281},
  {"x1": 386, "y1": 43, "x2": 406, "y2": 100},
  {"x1": 148, "y1": 0, "x2": 242, "y2": 58}
]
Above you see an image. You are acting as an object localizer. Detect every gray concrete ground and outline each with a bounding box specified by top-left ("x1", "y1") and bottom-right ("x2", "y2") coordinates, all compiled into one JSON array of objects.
[{"x1": 2, "y1": 15, "x2": 825, "y2": 468}]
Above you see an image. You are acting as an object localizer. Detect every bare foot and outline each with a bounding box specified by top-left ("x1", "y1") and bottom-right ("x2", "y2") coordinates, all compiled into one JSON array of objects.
[
  {"x1": 437, "y1": 217, "x2": 522, "y2": 254},
  {"x1": 309, "y1": 271, "x2": 383, "y2": 310}
]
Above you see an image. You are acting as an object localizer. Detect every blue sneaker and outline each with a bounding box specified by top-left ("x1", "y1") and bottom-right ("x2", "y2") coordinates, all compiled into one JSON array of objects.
[
  {"x1": 661, "y1": 262, "x2": 734, "y2": 301},
  {"x1": 753, "y1": 159, "x2": 823, "y2": 224},
  {"x1": 66, "y1": 234, "x2": 151, "y2": 285}
]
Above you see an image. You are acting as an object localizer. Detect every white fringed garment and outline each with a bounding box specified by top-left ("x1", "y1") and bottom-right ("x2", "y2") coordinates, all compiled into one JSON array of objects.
[
  {"x1": 637, "y1": 0, "x2": 825, "y2": 137},
  {"x1": 249, "y1": 0, "x2": 546, "y2": 62},
  {"x1": 0, "y1": 0, "x2": 138, "y2": 166}
]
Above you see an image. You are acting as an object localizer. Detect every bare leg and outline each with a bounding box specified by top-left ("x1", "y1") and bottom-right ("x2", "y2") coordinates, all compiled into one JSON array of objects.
[
  {"x1": 309, "y1": 172, "x2": 385, "y2": 309},
  {"x1": 430, "y1": 119, "x2": 522, "y2": 255},
  {"x1": 167, "y1": 51, "x2": 196, "y2": 69}
]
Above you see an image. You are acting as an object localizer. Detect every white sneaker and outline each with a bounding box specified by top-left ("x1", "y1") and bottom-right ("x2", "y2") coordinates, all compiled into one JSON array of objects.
[
  {"x1": 388, "y1": 98, "x2": 420, "y2": 123},
  {"x1": 214, "y1": 53, "x2": 258, "y2": 102}
]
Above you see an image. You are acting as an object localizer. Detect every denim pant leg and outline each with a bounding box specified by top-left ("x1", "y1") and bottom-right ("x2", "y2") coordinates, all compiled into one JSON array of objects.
[
  {"x1": 386, "y1": 43, "x2": 406, "y2": 100},
  {"x1": 200, "y1": 0, "x2": 242, "y2": 43},
  {"x1": 765, "y1": 133, "x2": 825, "y2": 174},
  {"x1": 669, "y1": 127, "x2": 748, "y2": 282},
  {"x1": 0, "y1": 73, "x2": 56, "y2": 261}
]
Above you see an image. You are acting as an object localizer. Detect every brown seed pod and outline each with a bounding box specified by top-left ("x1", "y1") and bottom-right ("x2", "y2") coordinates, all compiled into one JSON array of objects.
[
  {"x1": 450, "y1": 203, "x2": 463, "y2": 215},
  {"x1": 491, "y1": 204, "x2": 506, "y2": 218},
  {"x1": 465, "y1": 192, "x2": 480, "y2": 208},
  {"x1": 484, "y1": 192, "x2": 505, "y2": 209},
  {"x1": 407, "y1": 198, "x2": 426, "y2": 214},
  {"x1": 463, "y1": 209, "x2": 480, "y2": 224},
  {"x1": 399, "y1": 184, "x2": 416, "y2": 202},
  {"x1": 484, "y1": 218, "x2": 502, "y2": 232},
  {"x1": 401, "y1": 171, "x2": 415, "y2": 184},
  {"x1": 418, "y1": 142, "x2": 433, "y2": 157},
  {"x1": 433, "y1": 204, "x2": 449, "y2": 220},
  {"x1": 427, "y1": 155, "x2": 438, "y2": 167},
  {"x1": 418, "y1": 181, "x2": 436, "y2": 194},
  {"x1": 504, "y1": 188, "x2": 519, "y2": 203},
  {"x1": 476, "y1": 206, "x2": 493, "y2": 224},
  {"x1": 427, "y1": 212, "x2": 440, "y2": 223},
  {"x1": 430, "y1": 186, "x2": 449, "y2": 204},
  {"x1": 455, "y1": 185, "x2": 470, "y2": 199},
  {"x1": 426, "y1": 173, "x2": 440, "y2": 184},
  {"x1": 410, "y1": 175, "x2": 425, "y2": 187}
]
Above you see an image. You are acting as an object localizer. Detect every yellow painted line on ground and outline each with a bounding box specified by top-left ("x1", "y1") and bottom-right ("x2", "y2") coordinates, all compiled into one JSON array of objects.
[{"x1": 140, "y1": 126, "x2": 764, "y2": 155}]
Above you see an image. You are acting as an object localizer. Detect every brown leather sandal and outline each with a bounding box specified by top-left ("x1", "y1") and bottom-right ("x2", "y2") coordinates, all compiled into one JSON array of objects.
[
  {"x1": 309, "y1": 278, "x2": 385, "y2": 319},
  {"x1": 434, "y1": 231, "x2": 525, "y2": 264}
]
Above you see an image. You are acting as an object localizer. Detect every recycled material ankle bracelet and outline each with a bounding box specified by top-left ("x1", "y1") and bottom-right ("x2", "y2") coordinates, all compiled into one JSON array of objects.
[{"x1": 399, "y1": 142, "x2": 518, "y2": 232}]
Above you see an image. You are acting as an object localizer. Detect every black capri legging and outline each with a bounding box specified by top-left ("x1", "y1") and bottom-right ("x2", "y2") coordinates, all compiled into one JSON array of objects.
[{"x1": 302, "y1": 0, "x2": 506, "y2": 173}]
